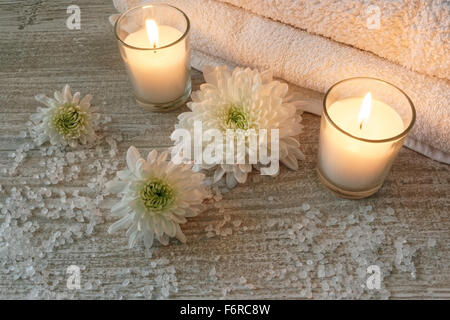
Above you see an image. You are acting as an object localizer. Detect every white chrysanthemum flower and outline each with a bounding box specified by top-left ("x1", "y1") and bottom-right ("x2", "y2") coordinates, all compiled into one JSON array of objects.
[
  {"x1": 30, "y1": 84, "x2": 100, "y2": 148},
  {"x1": 173, "y1": 65, "x2": 305, "y2": 188},
  {"x1": 106, "y1": 146, "x2": 209, "y2": 253}
]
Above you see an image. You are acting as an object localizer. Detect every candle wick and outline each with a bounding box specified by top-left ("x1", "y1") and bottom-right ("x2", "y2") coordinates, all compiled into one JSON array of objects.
[{"x1": 360, "y1": 122, "x2": 363, "y2": 130}]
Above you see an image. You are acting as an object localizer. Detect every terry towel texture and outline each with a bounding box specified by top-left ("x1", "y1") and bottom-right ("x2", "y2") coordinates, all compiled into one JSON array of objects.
[
  {"x1": 220, "y1": 0, "x2": 450, "y2": 80},
  {"x1": 110, "y1": 0, "x2": 450, "y2": 164}
]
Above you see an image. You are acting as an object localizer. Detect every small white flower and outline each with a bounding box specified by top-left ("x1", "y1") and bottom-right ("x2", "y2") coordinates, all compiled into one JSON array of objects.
[
  {"x1": 173, "y1": 65, "x2": 305, "y2": 188},
  {"x1": 30, "y1": 84, "x2": 100, "y2": 148},
  {"x1": 106, "y1": 146, "x2": 209, "y2": 253}
]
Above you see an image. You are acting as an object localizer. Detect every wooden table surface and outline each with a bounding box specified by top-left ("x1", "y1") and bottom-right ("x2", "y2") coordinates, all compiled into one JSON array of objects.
[{"x1": 0, "y1": 0, "x2": 449, "y2": 299}]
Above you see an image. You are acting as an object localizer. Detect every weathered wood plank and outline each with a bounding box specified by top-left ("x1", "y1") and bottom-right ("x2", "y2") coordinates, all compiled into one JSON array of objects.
[{"x1": 0, "y1": 0, "x2": 448, "y2": 299}]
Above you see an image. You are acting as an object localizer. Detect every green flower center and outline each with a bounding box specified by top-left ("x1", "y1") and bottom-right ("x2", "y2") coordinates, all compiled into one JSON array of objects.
[
  {"x1": 226, "y1": 105, "x2": 249, "y2": 130},
  {"x1": 139, "y1": 179, "x2": 174, "y2": 211},
  {"x1": 52, "y1": 103, "x2": 86, "y2": 139}
]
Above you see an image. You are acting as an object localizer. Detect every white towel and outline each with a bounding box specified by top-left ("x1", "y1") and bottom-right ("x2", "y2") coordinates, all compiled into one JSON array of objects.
[
  {"x1": 110, "y1": 0, "x2": 450, "y2": 164},
  {"x1": 219, "y1": 0, "x2": 450, "y2": 80}
]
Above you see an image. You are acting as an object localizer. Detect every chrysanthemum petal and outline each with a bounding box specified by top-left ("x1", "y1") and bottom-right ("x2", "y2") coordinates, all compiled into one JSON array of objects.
[
  {"x1": 213, "y1": 166, "x2": 225, "y2": 183},
  {"x1": 72, "y1": 91, "x2": 80, "y2": 105},
  {"x1": 126, "y1": 146, "x2": 141, "y2": 172},
  {"x1": 117, "y1": 169, "x2": 131, "y2": 180},
  {"x1": 147, "y1": 149, "x2": 158, "y2": 163},
  {"x1": 172, "y1": 66, "x2": 304, "y2": 188},
  {"x1": 175, "y1": 224, "x2": 187, "y2": 243},
  {"x1": 233, "y1": 166, "x2": 248, "y2": 184},
  {"x1": 107, "y1": 147, "x2": 208, "y2": 252},
  {"x1": 35, "y1": 94, "x2": 57, "y2": 108},
  {"x1": 31, "y1": 85, "x2": 99, "y2": 147},
  {"x1": 143, "y1": 231, "x2": 154, "y2": 250},
  {"x1": 63, "y1": 84, "x2": 72, "y2": 103},
  {"x1": 79, "y1": 94, "x2": 92, "y2": 108},
  {"x1": 105, "y1": 179, "x2": 128, "y2": 194},
  {"x1": 226, "y1": 172, "x2": 238, "y2": 189},
  {"x1": 108, "y1": 214, "x2": 133, "y2": 234},
  {"x1": 281, "y1": 154, "x2": 298, "y2": 171}
]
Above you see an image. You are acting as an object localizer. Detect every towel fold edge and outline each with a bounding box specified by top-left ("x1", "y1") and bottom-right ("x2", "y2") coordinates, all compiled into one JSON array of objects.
[{"x1": 192, "y1": 49, "x2": 450, "y2": 165}]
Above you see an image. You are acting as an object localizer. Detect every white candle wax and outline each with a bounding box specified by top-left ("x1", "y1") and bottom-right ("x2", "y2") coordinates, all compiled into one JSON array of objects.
[
  {"x1": 123, "y1": 24, "x2": 188, "y2": 103},
  {"x1": 319, "y1": 96, "x2": 404, "y2": 190}
]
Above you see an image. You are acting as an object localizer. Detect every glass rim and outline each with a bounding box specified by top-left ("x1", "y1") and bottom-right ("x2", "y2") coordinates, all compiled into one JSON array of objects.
[
  {"x1": 323, "y1": 77, "x2": 416, "y2": 143},
  {"x1": 114, "y1": 3, "x2": 190, "y2": 51}
]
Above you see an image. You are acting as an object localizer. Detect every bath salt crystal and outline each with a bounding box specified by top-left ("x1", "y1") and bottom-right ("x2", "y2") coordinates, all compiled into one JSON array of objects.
[
  {"x1": 161, "y1": 286, "x2": 170, "y2": 297},
  {"x1": 293, "y1": 223, "x2": 303, "y2": 230},
  {"x1": 326, "y1": 217, "x2": 337, "y2": 226},
  {"x1": 394, "y1": 238, "x2": 405, "y2": 266},
  {"x1": 86, "y1": 223, "x2": 94, "y2": 235},
  {"x1": 221, "y1": 288, "x2": 229, "y2": 297},
  {"x1": 302, "y1": 203, "x2": 310, "y2": 211},
  {"x1": 317, "y1": 265, "x2": 325, "y2": 278},
  {"x1": 427, "y1": 238, "x2": 436, "y2": 248},
  {"x1": 66, "y1": 152, "x2": 76, "y2": 164}
]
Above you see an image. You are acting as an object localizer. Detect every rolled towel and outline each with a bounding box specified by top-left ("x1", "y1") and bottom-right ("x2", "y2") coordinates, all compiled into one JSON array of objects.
[
  {"x1": 219, "y1": 0, "x2": 450, "y2": 80},
  {"x1": 110, "y1": 0, "x2": 450, "y2": 164}
]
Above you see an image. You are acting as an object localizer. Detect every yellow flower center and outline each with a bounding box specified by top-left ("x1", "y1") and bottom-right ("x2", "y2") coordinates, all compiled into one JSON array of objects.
[
  {"x1": 52, "y1": 103, "x2": 86, "y2": 139},
  {"x1": 226, "y1": 105, "x2": 249, "y2": 130},
  {"x1": 140, "y1": 179, "x2": 174, "y2": 211}
]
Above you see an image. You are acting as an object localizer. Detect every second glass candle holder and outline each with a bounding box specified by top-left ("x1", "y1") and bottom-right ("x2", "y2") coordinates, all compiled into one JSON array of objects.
[{"x1": 317, "y1": 77, "x2": 416, "y2": 199}]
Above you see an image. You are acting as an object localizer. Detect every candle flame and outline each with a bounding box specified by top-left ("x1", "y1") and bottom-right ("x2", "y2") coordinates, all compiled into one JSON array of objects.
[
  {"x1": 358, "y1": 92, "x2": 372, "y2": 130},
  {"x1": 145, "y1": 19, "x2": 159, "y2": 48}
]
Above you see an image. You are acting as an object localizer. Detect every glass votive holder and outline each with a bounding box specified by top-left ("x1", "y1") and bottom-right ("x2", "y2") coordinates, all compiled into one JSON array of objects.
[
  {"x1": 114, "y1": 4, "x2": 191, "y2": 112},
  {"x1": 317, "y1": 77, "x2": 416, "y2": 199}
]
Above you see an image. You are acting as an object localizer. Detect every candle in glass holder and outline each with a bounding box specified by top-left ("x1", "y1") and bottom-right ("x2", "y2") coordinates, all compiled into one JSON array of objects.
[
  {"x1": 317, "y1": 78, "x2": 415, "y2": 199},
  {"x1": 115, "y1": 4, "x2": 191, "y2": 111}
]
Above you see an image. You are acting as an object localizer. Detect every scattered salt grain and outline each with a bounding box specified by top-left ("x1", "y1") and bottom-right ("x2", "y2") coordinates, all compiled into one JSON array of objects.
[
  {"x1": 209, "y1": 266, "x2": 216, "y2": 277},
  {"x1": 301, "y1": 203, "x2": 310, "y2": 211},
  {"x1": 427, "y1": 238, "x2": 436, "y2": 248}
]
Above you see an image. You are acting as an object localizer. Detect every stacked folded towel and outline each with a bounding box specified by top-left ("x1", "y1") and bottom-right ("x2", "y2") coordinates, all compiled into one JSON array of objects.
[
  {"x1": 220, "y1": 0, "x2": 450, "y2": 80},
  {"x1": 110, "y1": 0, "x2": 450, "y2": 164}
]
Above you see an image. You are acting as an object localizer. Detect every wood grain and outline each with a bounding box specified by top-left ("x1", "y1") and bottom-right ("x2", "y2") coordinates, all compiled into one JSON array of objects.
[{"x1": 0, "y1": 0, "x2": 448, "y2": 299}]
